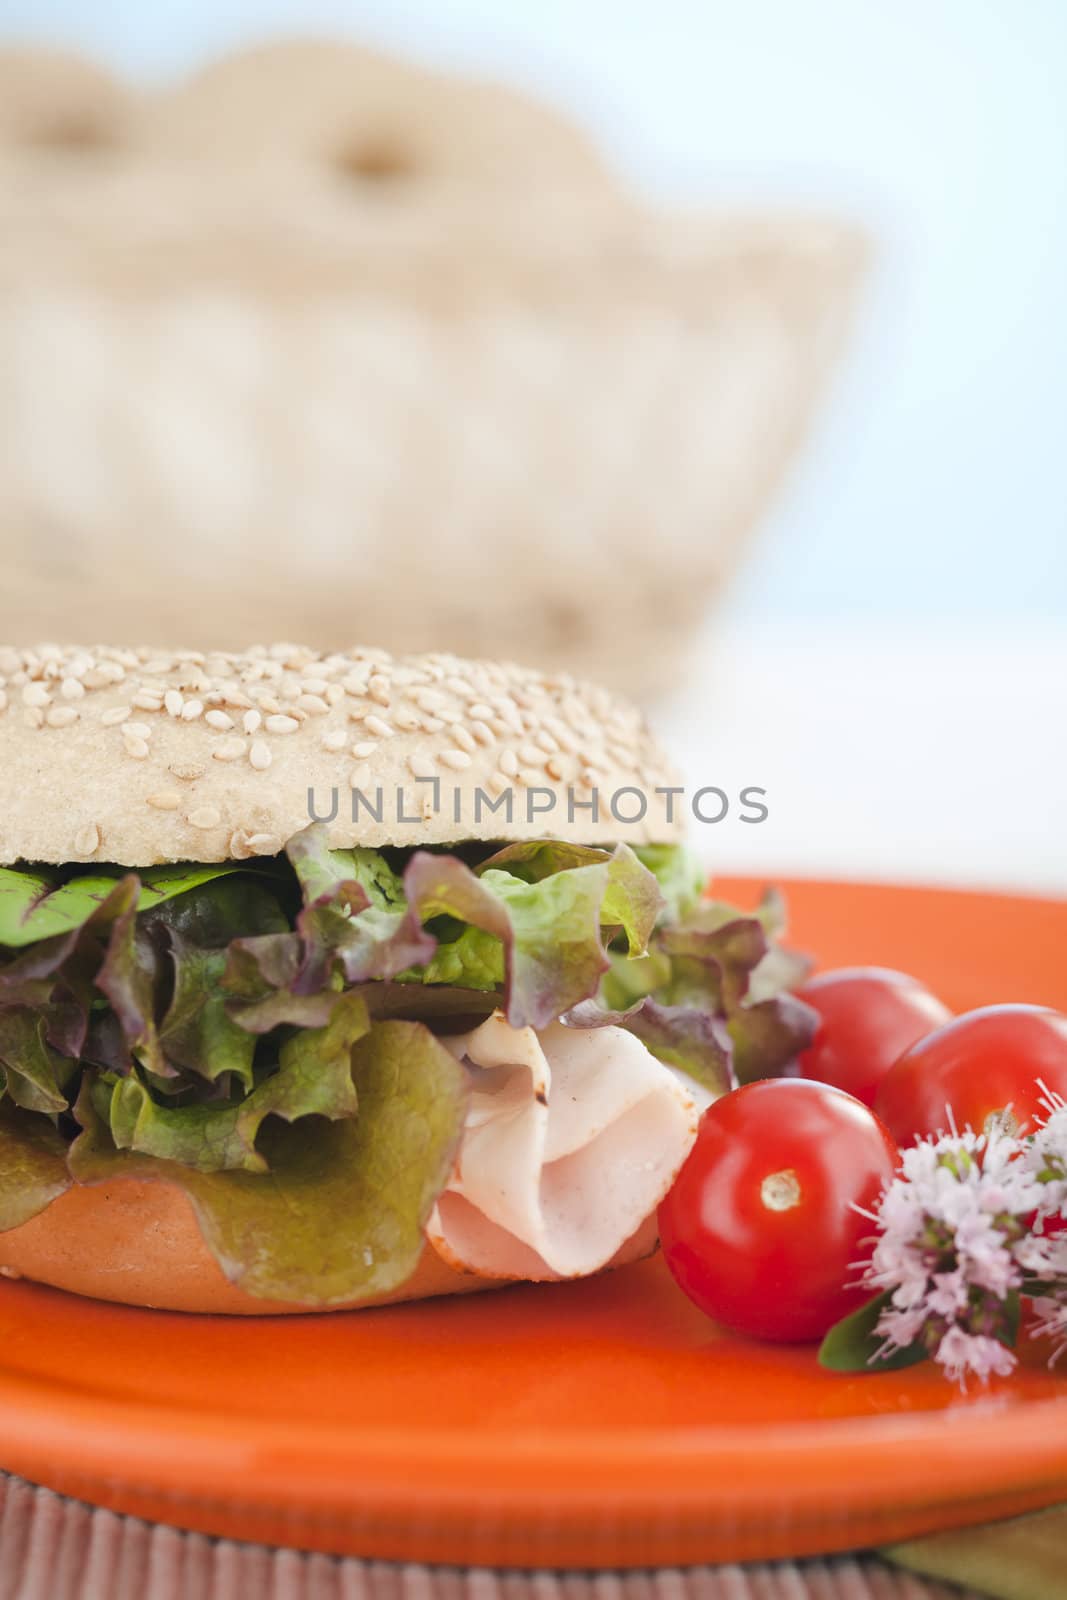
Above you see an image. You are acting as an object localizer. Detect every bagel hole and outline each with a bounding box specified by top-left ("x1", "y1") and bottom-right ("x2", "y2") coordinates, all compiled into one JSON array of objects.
[
  {"x1": 22, "y1": 111, "x2": 117, "y2": 154},
  {"x1": 334, "y1": 136, "x2": 415, "y2": 184}
]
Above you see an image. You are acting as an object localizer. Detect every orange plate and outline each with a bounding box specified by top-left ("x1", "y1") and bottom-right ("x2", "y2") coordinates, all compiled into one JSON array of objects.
[{"x1": 2, "y1": 878, "x2": 1067, "y2": 1568}]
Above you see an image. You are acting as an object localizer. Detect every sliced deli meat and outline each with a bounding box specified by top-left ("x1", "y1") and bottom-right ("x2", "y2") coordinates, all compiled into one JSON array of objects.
[{"x1": 428, "y1": 1013, "x2": 709, "y2": 1280}]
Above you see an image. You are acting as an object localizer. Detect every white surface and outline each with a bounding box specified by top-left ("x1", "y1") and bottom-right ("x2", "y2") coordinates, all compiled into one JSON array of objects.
[{"x1": 658, "y1": 625, "x2": 1067, "y2": 896}]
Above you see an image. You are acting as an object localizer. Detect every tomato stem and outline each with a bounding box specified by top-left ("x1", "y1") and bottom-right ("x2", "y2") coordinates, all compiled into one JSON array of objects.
[{"x1": 761, "y1": 1167, "x2": 802, "y2": 1212}]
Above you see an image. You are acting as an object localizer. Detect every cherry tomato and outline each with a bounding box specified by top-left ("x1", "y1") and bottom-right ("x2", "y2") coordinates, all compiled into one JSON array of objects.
[
  {"x1": 797, "y1": 967, "x2": 951, "y2": 1107},
  {"x1": 658, "y1": 1079, "x2": 898, "y2": 1342},
  {"x1": 876, "y1": 1003, "x2": 1067, "y2": 1144}
]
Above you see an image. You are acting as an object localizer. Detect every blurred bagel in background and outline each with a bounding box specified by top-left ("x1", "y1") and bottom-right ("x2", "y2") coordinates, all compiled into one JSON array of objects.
[
  {"x1": 0, "y1": 40, "x2": 868, "y2": 698},
  {"x1": 0, "y1": 44, "x2": 131, "y2": 152},
  {"x1": 137, "y1": 38, "x2": 615, "y2": 191}
]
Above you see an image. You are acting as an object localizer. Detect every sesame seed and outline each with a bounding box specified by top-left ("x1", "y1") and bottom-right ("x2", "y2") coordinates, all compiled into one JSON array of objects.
[
  {"x1": 393, "y1": 710, "x2": 421, "y2": 733},
  {"x1": 22, "y1": 683, "x2": 50, "y2": 708},
  {"x1": 325, "y1": 685, "x2": 344, "y2": 706},
  {"x1": 246, "y1": 833, "x2": 281, "y2": 856},
  {"x1": 322, "y1": 729, "x2": 348, "y2": 751},
  {"x1": 242, "y1": 709, "x2": 262, "y2": 735},
  {"x1": 364, "y1": 715, "x2": 394, "y2": 739},
  {"x1": 249, "y1": 740, "x2": 272, "y2": 771},
  {"x1": 420, "y1": 716, "x2": 445, "y2": 733},
  {"x1": 168, "y1": 762, "x2": 205, "y2": 782},
  {"x1": 469, "y1": 703, "x2": 494, "y2": 721},
  {"x1": 302, "y1": 677, "x2": 329, "y2": 696},
  {"x1": 146, "y1": 791, "x2": 181, "y2": 811},
  {"x1": 352, "y1": 740, "x2": 378, "y2": 759},
  {"x1": 470, "y1": 720, "x2": 494, "y2": 747},
  {"x1": 179, "y1": 699, "x2": 204, "y2": 722},
  {"x1": 518, "y1": 745, "x2": 547, "y2": 768},
  {"x1": 452, "y1": 726, "x2": 477, "y2": 753},
  {"x1": 74, "y1": 824, "x2": 100, "y2": 855},
  {"x1": 45, "y1": 706, "x2": 79, "y2": 728},
  {"x1": 123, "y1": 722, "x2": 152, "y2": 740},
  {"x1": 164, "y1": 689, "x2": 184, "y2": 717},
  {"x1": 440, "y1": 750, "x2": 472, "y2": 771},
  {"x1": 257, "y1": 695, "x2": 282, "y2": 716},
  {"x1": 132, "y1": 692, "x2": 163, "y2": 712},
  {"x1": 498, "y1": 749, "x2": 519, "y2": 777},
  {"x1": 205, "y1": 709, "x2": 234, "y2": 731},
  {"x1": 60, "y1": 678, "x2": 85, "y2": 701},
  {"x1": 101, "y1": 705, "x2": 131, "y2": 726},
  {"x1": 297, "y1": 694, "x2": 329, "y2": 716},
  {"x1": 408, "y1": 754, "x2": 436, "y2": 780},
  {"x1": 265, "y1": 714, "x2": 300, "y2": 735},
  {"x1": 414, "y1": 689, "x2": 448, "y2": 713},
  {"x1": 124, "y1": 737, "x2": 150, "y2": 760},
  {"x1": 485, "y1": 772, "x2": 509, "y2": 797},
  {"x1": 212, "y1": 738, "x2": 247, "y2": 762},
  {"x1": 188, "y1": 807, "x2": 222, "y2": 830}
]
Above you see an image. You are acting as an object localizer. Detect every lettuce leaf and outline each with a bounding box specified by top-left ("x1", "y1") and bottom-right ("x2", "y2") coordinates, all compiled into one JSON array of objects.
[
  {"x1": 0, "y1": 862, "x2": 241, "y2": 948},
  {"x1": 0, "y1": 1010, "x2": 78, "y2": 1114},
  {"x1": 0, "y1": 1101, "x2": 71, "y2": 1231},
  {"x1": 404, "y1": 843, "x2": 661, "y2": 1030},
  {"x1": 99, "y1": 992, "x2": 368, "y2": 1173},
  {"x1": 69, "y1": 1018, "x2": 469, "y2": 1304},
  {"x1": 634, "y1": 844, "x2": 706, "y2": 925},
  {"x1": 565, "y1": 996, "x2": 734, "y2": 1095}
]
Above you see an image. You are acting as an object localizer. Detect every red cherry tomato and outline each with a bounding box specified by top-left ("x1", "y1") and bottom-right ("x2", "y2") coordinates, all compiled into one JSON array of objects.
[
  {"x1": 876, "y1": 1003, "x2": 1067, "y2": 1145},
  {"x1": 797, "y1": 967, "x2": 951, "y2": 1107},
  {"x1": 658, "y1": 1079, "x2": 898, "y2": 1342}
]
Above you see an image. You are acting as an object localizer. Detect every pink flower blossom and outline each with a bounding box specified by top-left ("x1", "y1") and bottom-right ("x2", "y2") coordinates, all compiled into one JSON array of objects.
[
  {"x1": 862, "y1": 1127, "x2": 1041, "y2": 1385},
  {"x1": 842, "y1": 1079, "x2": 1067, "y2": 1386},
  {"x1": 936, "y1": 1327, "x2": 1017, "y2": 1386}
]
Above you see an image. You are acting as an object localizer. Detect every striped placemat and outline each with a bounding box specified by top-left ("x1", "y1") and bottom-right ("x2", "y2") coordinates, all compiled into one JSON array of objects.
[{"x1": 0, "y1": 1474, "x2": 977, "y2": 1600}]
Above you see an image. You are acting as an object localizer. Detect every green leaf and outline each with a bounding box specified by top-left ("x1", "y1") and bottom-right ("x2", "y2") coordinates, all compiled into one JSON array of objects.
[
  {"x1": 158, "y1": 941, "x2": 257, "y2": 1089},
  {"x1": 103, "y1": 991, "x2": 369, "y2": 1173},
  {"x1": 0, "y1": 1100, "x2": 71, "y2": 1231},
  {"x1": 566, "y1": 996, "x2": 734, "y2": 1096},
  {"x1": 285, "y1": 828, "x2": 435, "y2": 990},
  {"x1": 633, "y1": 844, "x2": 706, "y2": 924},
  {"x1": 0, "y1": 863, "x2": 241, "y2": 949},
  {"x1": 0, "y1": 1010, "x2": 77, "y2": 1114},
  {"x1": 818, "y1": 1291, "x2": 928, "y2": 1373},
  {"x1": 70, "y1": 1017, "x2": 469, "y2": 1305}
]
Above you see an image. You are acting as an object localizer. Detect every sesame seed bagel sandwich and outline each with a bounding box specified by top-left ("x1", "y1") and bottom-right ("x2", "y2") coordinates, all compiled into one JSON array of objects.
[{"x1": 0, "y1": 644, "x2": 814, "y2": 1313}]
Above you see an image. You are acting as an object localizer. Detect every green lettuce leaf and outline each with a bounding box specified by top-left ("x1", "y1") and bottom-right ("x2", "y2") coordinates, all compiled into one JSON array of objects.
[
  {"x1": 633, "y1": 844, "x2": 706, "y2": 925},
  {"x1": 404, "y1": 843, "x2": 660, "y2": 1030},
  {"x1": 69, "y1": 1017, "x2": 469, "y2": 1304},
  {"x1": 0, "y1": 862, "x2": 242, "y2": 948},
  {"x1": 157, "y1": 938, "x2": 257, "y2": 1089},
  {"x1": 233, "y1": 828, "x2": 436, "y2": 998},
  {"x1": 0, "y1": 1009, "x2": 78, "y2": 1114},
  {"x1": 100, "y1": 992, "x2": 369, "y2": 1173},
  {"x1": 565, "y1": 996, "x2": 734, "y2": 1095},
  {"x1": 0, "y1": 1100, "x2": 71, "y2": 1231}
]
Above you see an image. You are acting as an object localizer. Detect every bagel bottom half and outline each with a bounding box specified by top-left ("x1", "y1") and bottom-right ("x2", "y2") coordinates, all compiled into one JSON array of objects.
[{"x1": 0, "y1": 1179, "x2": 657, "y2": 1314}]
